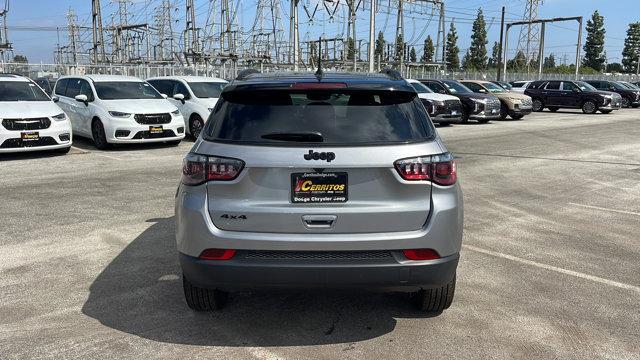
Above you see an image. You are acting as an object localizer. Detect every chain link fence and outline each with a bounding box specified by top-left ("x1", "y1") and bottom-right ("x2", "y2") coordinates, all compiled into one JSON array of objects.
[{"x1": 2, "y1": 62, "x2": 639, "y2": 83}]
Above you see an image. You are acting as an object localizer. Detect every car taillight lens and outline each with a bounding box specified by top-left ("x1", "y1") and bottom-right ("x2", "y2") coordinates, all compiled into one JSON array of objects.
[
  {"x1": 394, "y1": 152, "x2": 457, "y2": 185},
  {"x1": 199, "y1": 249, "x2": 236, "y2": 260},
  {"x1": 402, "y1": 249, "x2": 440, "y2": 260},
  {"x1": 181, "y1": 153, "x2": 244, "y2": 185}
]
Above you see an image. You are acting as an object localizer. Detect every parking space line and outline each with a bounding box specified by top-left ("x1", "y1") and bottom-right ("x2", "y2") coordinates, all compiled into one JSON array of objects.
[
  {"x1": 568, "y1": 202, "x2": 640, "y2": 217},
  {"x1": 92, "y1": 153, "x2": 123, "y2": 161},
  {"x1": 70, "y1": 146, "x2": 90, "y2": 154},
  {"x1": 462, "y1": 244, "x2": 640, "y2": 294}
]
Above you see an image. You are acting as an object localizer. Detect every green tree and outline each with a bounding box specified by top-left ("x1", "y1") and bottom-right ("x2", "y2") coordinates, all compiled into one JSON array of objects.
[
  {"x1": 461, "y1": 49, "x2": 472, "y2": 70},
  {"x1": 543, "y1": 53, "x2": 556, "y2": 69},
  {"x1": 488, "y1": 41, "x2": 500, "y2": 68},
  {"x1": 12, "y1": 55, "x2": 28, "y2": 63},
  {"x1": 583, "y1": 10, "x2": 606, "y2": 71},
  {"x1": 606, "y1": 62, "x2": 624, "y2": 73},
  {"x1": 445, "y1": 22, "x2": 460, "y2": 70},
  {"x1": 395, "y1": 34, "x2": 404, "y2": 61},
  {"x1": 374, "y1": 31, "x2": 385, "y2": 62},
  {"x1": 507, "y1": 50, "x2": 526, "y2": 70},
  {"x1": 421, "y1": 35, "x2": 435, "y2": 63},
  {"x1": 621, "y1": 22, "x2": 640, "y2": 73},
  {"x1": 409, "y1": 47, "x2": 417, "y2": 62},
  {"x1": 468, "y1": 9, "x2": 488, "y2": 70}
]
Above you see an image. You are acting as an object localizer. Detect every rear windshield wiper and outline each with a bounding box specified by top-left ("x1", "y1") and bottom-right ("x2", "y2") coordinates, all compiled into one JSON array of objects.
[{"x1": 260, "y1": 132, "x2": 324, "y2": 143}]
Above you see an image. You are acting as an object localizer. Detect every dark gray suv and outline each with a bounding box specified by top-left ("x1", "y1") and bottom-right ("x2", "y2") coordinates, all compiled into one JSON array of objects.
[{"x1": 175, "y1": 70, "x2": 463, "y2": 312}]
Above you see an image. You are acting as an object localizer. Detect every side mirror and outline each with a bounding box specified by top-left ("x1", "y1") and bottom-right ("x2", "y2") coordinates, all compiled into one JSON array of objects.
[
  {"x1": 52, "y1": 96, "x2": 59, "y2": 103},
  {"x1": 75, "y1": 94, "x2": 88, "y2": 104},
  {"x1": 160, "y1": 93, "x2": 168, "y2": 99},
  {"x1": 173, "y1": 93, "x2": 185, "y2": 103}
]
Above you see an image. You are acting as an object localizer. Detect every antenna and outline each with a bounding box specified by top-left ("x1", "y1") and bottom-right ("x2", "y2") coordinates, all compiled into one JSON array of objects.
[{"x1": 315, "y1": 37, "x2": 322, "y2": 80}]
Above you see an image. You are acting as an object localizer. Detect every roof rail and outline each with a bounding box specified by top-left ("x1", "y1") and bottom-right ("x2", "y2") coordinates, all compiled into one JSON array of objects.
[
  {"x1": 379, "y1": 68, "x2": 403, "y2": 81},
  {"x1": 236, "y1": 69, "x2": 260, "y2": 80}
]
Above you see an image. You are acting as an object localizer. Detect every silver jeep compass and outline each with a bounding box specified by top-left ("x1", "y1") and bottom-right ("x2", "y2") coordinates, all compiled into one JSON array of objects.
[{"x1": 175, "y1": 70, "x2": 463, "y2": 312}]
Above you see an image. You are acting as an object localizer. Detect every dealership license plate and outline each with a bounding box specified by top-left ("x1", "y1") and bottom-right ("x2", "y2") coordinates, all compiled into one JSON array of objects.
[
  {"x1": 21, "y1": 132, "x2": 39, "y2": 141},
  {"x1": 149, "y1": 126, "x2": 163, "y2": 134},
  {"x1": 291, "y1": 172, "x2": 348, "y2": 203}
]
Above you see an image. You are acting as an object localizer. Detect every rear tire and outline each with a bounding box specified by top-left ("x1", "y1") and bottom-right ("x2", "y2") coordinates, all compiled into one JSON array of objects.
[
  {"x1": 532, "y1": 98, "x2": 544, "y2": 112},
  {"x1": 460, "y1": 110, "x2": 469, "y2": 123},
  {"x1": 548, "y1": 107, "x2": 559, "y2": 112},
  {"x1": 510, "y1": 114, "x2": 524, "y2": 120},
  {"x1": 183, "y1": 276, "x2": 228, "y2": 311},
  {"x1": 581, "y1": 100, "x2": 597, "y2": 114},
  {"x1": 413, "y1": 275, "x2": 456, "y2": 312},
  {"x1": 91, "y1": 118, "x2": 110, "y2": 150}
]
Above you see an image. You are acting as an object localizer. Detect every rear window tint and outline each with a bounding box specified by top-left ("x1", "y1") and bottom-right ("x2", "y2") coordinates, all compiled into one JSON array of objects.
[{"x1": 204, "y1": 90, "x2": 434, "y2": 146}]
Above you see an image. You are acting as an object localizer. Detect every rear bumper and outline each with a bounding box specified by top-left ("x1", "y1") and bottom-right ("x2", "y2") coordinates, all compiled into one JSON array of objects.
[{"x1": 180, "y1": 251, "x2": 459, "y2": 291}]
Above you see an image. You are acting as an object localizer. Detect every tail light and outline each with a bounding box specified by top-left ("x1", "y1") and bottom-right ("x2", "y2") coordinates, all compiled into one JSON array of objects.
[
  {"x1": 199, "y1": 249, "x2": 236, "y2": 260},
  {"x1": 394, "y1": 152, "x2": 457, "y2": 185},
  {"x1": 182, "y1": 153, "x2": 244, "y2": 185},
  {"x1": 402, "y1": 249, "x2": 440, "y2": 260}
]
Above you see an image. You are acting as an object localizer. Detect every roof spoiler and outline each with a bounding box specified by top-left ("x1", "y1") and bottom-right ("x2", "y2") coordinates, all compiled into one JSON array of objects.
[
  {"x1": 379, "y1": 68, "x2": 403, "y2": 81},
  {"x1": 236, "y1": 69, "x2": 260, "y2": 81}
]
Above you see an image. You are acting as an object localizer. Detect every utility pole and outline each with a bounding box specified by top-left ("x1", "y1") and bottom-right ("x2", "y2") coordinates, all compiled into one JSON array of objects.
[
  {"x1": 67, "y1": 9, "x2": 78, "y2": 65},
  {"x1": 396, "y1": 0, "x2": 404, "y2": 72},
  {"x1": 368, "y1": 0, "x2": 375, "y2": 73},
  {"x1": 537, "y1": 22, "x2": 545, "y2": 78},
  {"x1": 290, "y1": 0, "x2": 299, "y2": 70},
  {"x1": 575, "y1": 16, "x2": 582, "y2": 79},
  {"x1": 497, "y1": 6, "x2": 505, "y2": 81},
  {"x1": 92, "y1": 0, "x2": 106, "y2": 64}
]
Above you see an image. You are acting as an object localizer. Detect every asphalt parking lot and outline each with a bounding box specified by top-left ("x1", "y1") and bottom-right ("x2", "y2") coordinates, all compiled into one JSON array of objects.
[{"x1": 1, "y1": 109, "x2": 639, "y2": 359}]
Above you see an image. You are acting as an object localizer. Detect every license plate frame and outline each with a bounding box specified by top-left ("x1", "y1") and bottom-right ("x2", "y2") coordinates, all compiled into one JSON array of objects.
[
  {"x1": 291, "y1": 172, "x2": 348, "y2": 204},
  {"x1": 21, "y1": 131, "x2": 40, "y2": 141},
  {"x1": 149, "y1": 126, "x2": 164, "y2": 134}
]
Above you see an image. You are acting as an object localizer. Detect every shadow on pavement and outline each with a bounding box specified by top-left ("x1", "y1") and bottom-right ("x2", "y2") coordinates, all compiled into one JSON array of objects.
[{"x1": 82, "y1": 217, "x2": 434, "y2": 347}]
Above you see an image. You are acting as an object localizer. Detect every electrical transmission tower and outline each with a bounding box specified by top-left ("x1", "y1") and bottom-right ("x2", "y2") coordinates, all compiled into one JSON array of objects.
[
  {"x1": 515, "y1": 0, "x2": 543, "y2": 71},
  {"x1": 154, "y1": 0, "x2": 175, "y2": 63},
  {"x1": 0, "y1": 0, "x2": 13, "y2": 64},
  {"x1": 91, "y1": 0, "x2": 106, "y2": 64},
  {"x1": 184, "y1": 0, "x2": 201, "y2": 64},
  {"x1": 252, "y1": 0, "x2": 285, "y2": 63},
  {"x1": 66, "y1": 9, "x2": 79, "y2": 64}
]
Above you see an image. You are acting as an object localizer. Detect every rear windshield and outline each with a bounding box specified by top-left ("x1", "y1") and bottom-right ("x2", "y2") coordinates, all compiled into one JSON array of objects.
[{"x1": 204, "y1": 90, "x2": 434, "y2": 146}]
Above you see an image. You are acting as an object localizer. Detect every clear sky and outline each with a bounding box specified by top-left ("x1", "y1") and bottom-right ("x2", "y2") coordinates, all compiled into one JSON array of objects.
[{"x1": 5, "y1": 0, "x2": 639, "y2": 65}]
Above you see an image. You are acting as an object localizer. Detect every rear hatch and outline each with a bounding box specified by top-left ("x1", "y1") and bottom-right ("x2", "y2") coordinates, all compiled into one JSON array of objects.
[{"x1": 197, "y1": 85, "x2": 441, "y2": 234}]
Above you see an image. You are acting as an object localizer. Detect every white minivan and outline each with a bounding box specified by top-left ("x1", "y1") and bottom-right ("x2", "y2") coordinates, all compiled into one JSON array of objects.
[
  {"x1": 146, "y1": 76, "x2": 227, "y2": 138},
  {"x1": 54, "y1": 75, "x2": 185, "y2": 149},
  {"x1": 0, "y1": 74, "x2": 72, "y2": 154}
]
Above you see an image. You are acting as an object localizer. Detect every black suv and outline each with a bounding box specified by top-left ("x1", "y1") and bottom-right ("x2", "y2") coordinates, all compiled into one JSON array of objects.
[
  {"x1": 524, "y1": 80, "x2": 622, "y2": 114},
  {"x1": 584, "y1": 80, "x2": 640, "y2": 108},
  {"x1": 419, "y1": 79, "x2": 501, "y2": 123}
]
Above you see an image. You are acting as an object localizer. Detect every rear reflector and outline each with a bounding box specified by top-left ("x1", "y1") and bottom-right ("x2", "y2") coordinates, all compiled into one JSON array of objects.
[
  {"x1": 394, "y1": 152, "x2": 457, "y2": 185},
  {"x1": 402, "y1": 249, "x2": 440, "y2": 261},
  {"x1": 199, "y1": 249, "x2": 236, "y2": 260},
  {"x1": 291, "y1": 82, "x2": 348, "y2": 90}
]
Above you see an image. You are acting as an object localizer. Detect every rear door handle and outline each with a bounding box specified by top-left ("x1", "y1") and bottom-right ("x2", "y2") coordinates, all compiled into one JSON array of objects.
[{"x1": 302, "y1": 215, "x2": 337, "y2": 229}]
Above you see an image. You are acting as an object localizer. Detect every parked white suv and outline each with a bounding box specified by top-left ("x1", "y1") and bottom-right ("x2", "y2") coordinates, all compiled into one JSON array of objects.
[
  {"x1": 0, "y1": 74, "x2": 72, "y2": 154},
  {"x1": 54, "y1": 75, "x2": 185, "y2": 149},
  {"x1": 406, "y1": 79, "x2": 463, "y2": 125},
  {"x1": 147, "y1": 76, "x2": 227, "y2": 138}
]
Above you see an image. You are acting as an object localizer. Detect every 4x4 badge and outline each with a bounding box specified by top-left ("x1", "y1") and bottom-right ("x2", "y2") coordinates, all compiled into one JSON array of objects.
[{"x1": 304, "y1": 150, "x2": 335, "y2": 162}]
